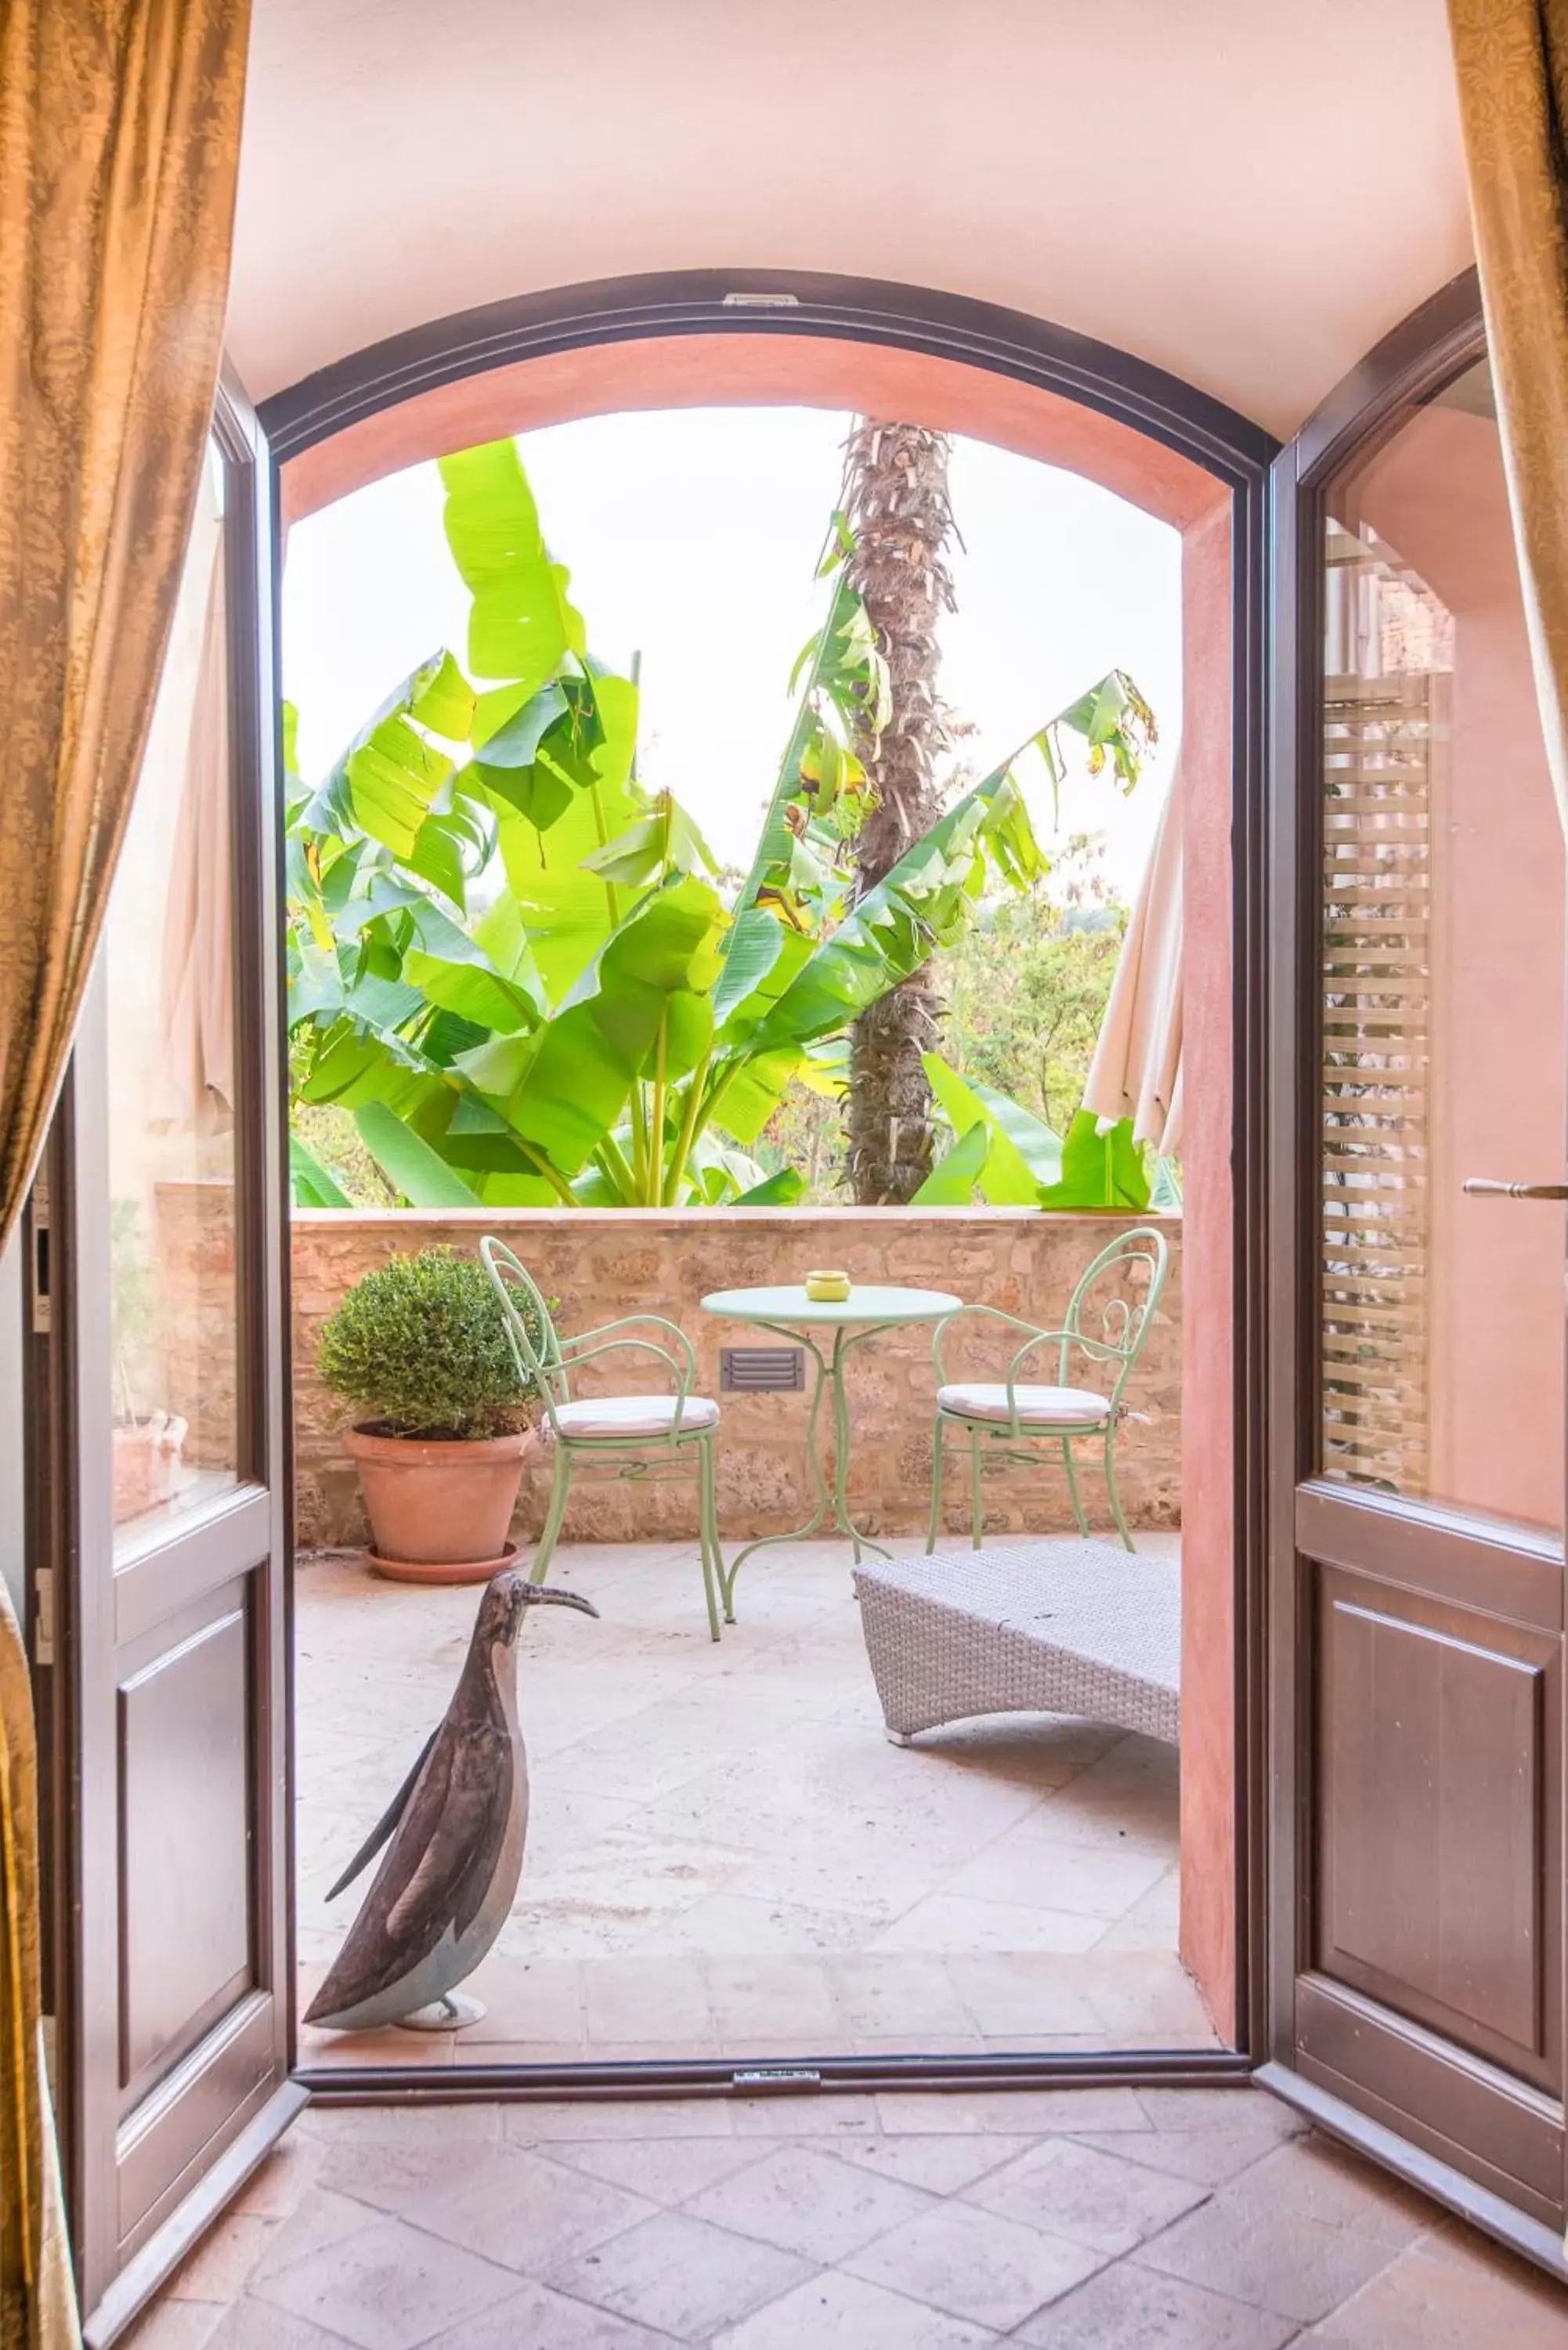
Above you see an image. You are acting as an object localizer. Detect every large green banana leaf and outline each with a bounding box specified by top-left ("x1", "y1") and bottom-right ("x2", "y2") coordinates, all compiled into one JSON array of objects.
[
  {"x1": 923, "y1": 1054, "x2": 1064, "y2": 1204},
  {"x1": 911, "y1": 1120, "x2": 992, "y2": 1206},
  {"x1": 439, "y1": 439, "x2": 587, "y2": 691},
  {"x1": 353, "y1": 1102, "x2": 484, "y2": 1208},
  {"x1": 1037, "y1": 1109, "x2": 1152, "y2": 1211},
  {"x1": 288, "y1": 1135, "x2": 353, "y2": 1209},
  {"x1": 453, "y1": 873, "x2": 725, "y2": 1177},
  {"x1": 746, "y1": 765, "x2": 1043, "y2": 1056},
  {"x1": 491, "y1": 756, "x2": 643, "y2": 1001}
]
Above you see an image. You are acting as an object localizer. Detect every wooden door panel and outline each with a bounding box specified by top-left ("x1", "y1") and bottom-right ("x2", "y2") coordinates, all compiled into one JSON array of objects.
[
  {"x1": 1313, "y1": 1560, "x2": 1559, "y2": 2083},
  {"x1": 1295, "y1": 1973, "x2": 1566, "y2": 2224},
  {"x1": 118, "y1": 1585, "x2": 255, "y2": 2093},
  {"x1": 116, "y1": 1997, "x2": 279, "y2": 2249}
]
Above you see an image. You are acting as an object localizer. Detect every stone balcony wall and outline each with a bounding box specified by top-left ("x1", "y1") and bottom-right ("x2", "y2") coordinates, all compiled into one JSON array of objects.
[{"x1": 291, "y1": 1207, "x2": 1182, "y2": 1549}]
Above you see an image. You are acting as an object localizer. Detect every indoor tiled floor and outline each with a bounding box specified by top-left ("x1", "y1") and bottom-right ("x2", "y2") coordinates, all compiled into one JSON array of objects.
[
  {"x1": 124, "y1": 2088, "x2": 1568, "y2": 2348},
  {"x1": 295, "y1": 1536, "x2": 1212, "y2": 2067}
]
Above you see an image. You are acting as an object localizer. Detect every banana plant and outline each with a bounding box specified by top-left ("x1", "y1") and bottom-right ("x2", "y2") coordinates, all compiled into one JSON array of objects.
[
  {"x1": 285, "y1": 438, "x2": 1155, "y2": 1209},
  {"x1": 911, "y1": 1051, "x2": 1172, "y2": 1213}
]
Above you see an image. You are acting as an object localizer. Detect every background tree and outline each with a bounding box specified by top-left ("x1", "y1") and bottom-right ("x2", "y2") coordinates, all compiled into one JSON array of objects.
[
  {"x1": 943, "y1": 835, "x2": 1127, "y2": 1135},
  {"x1": 840, "y1": 420, "x2": 958, "y2": 1203}
]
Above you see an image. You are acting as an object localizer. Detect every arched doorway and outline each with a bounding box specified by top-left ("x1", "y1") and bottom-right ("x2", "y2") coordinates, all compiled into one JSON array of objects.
[{"x1": 262, "y1": 269, "x2": 1274, "y2": 2059}]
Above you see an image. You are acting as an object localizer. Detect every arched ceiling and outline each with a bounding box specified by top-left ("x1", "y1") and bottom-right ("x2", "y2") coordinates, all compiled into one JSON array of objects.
[{"x1": 231, "y1": 0, "x2": 1472, "y2": 439}]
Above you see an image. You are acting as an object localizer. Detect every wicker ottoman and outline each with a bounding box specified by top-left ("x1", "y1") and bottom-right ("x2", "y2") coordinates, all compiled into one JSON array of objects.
[{"x1": 853, "y1": 1542, "x2": 1180, "y2": 1746}]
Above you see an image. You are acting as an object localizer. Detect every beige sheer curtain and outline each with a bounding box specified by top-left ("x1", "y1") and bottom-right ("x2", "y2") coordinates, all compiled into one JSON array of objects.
[
  {"x1": 0, "y1": 3, "x2": 250, "y2": 2339},
  {"x1": 1082, "y1": 760, "x2": 1184, "y2": 1158},
  {"x1": 1447, "y1": 0, "x2": 1568, "y2": 830},
  {"x1": 157, "y1": 529, "x2": 237, "y2": 1132}
]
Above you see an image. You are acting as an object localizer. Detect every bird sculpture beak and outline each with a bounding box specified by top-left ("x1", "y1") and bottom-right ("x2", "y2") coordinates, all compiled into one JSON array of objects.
[{"x1": 526, "y1": 1585, "x2": 600, "y2": 1618}]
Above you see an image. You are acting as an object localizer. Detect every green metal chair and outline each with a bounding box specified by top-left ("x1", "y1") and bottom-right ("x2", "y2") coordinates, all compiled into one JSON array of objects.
[
  {"x1": 925, "y1": 1225, "x2": 1170, "y2": 1554},
  {"x1": 481, "y1": 1238, "x2": 729, "y2": 1641}
]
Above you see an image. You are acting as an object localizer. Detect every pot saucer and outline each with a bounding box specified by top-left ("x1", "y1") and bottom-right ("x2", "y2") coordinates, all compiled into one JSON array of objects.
[{"x1": 366, "y1": 1540, "x2": 526, "y2": 1587}]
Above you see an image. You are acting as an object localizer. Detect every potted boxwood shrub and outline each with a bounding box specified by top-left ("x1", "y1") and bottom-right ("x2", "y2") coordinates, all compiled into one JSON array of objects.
[{"x1": 318, "y1": 1246, "x2": 546, "y2": 1584}]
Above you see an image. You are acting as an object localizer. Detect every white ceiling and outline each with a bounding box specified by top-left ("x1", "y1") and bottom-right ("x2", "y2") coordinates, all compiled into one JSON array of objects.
[{"x1": 230, "y1": 0, "x2": 1474, "y2": 439}]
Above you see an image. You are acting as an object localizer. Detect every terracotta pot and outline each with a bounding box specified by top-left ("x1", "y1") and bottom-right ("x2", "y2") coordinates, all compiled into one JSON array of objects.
[{"x1": 345, "y1": 1425, "x2": 536, "y2": 1583}]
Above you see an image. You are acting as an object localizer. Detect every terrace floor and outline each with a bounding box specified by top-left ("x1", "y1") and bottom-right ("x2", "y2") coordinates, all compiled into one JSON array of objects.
[{"x1": 296, "y1": 1534, "x2": 1214, "y2": 2070}]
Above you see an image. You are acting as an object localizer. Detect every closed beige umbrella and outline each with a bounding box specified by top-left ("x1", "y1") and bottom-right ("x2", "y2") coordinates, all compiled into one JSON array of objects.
[
  {"x1": 1082, "y1": 757, "x2": 1183, "y2": 1159},
  {"x1": 156, "y1": 533, "x2": 235, "y2": 1130}
]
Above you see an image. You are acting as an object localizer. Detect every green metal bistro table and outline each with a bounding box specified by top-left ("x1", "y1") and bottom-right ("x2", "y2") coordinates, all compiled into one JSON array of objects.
[{"x1": 699, "y1": 1283, "x2": 961, "y2": 1586}]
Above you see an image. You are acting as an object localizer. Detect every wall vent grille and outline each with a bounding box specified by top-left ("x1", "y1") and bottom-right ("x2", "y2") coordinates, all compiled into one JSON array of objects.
[{"x1": 721, "y1": 1347, "x2": 805, "y2": 1394}]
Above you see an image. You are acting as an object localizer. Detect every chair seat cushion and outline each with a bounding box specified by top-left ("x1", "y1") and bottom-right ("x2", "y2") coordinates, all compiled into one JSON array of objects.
[
  {"x1": 551, "y1": 1394, "x2": 719, "y2": 1440},
  {"x1": 938, "y1": 1382, "x2": 1111, "y2": 1429}
]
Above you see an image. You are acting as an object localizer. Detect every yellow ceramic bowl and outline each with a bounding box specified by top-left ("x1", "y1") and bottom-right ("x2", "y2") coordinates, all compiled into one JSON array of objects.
[{"x1": 804, "y1": 1268, "x2": 852, "y2": 1302}]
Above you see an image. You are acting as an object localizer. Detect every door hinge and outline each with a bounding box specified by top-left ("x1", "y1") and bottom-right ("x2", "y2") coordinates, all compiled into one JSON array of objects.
[
  {"x1": 33, "y1": 1568, "x2": 55, "y2": 1668},
  {"x1": 27, "y1": 1182, "x2": 50, "y2": 1335}
]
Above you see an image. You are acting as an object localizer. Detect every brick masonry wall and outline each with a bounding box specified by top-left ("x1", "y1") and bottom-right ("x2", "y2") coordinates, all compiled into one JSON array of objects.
[{"x1": 290, "y1": 1207, "x2": 1182, "y2": 1549}]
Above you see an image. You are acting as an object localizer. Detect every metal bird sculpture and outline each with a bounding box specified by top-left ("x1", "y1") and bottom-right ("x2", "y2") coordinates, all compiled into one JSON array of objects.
[{"x1": 306, "y1": 1569, "x2": 598, "y2": 2032}]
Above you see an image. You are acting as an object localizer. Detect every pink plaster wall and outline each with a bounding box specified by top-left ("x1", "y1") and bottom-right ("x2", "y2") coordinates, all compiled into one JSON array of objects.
[
  {"x1": 281, "y1": 334, "x2": 1241, "y2": 2039},
  {"x1": 1176, "y1": 501, "x2": 1237, "y2": 2037},
  {"x1": 1347, "y1": 409, "x2": 1564, "y2": 1533},
  {"x1": 282, "y1": 335, "x2": 1229, "y2": 533}
]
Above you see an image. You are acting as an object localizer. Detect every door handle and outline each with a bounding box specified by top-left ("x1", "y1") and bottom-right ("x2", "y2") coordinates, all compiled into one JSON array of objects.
[{"x1": 1461, "y1": 1178, "x2": 1568, "y2": 1199}]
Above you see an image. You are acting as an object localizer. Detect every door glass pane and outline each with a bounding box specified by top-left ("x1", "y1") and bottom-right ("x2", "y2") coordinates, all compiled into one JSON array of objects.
[
  {"x1": 1320, "y1": 354, "x2": 1566, "y2": 1535},
  {"x1": 105, "y1": 443, "x2": 241, "y2": 1542}
]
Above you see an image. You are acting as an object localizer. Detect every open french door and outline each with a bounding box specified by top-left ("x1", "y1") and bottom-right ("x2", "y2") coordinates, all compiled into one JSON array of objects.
[
  {"x1": 1263, "y1": 269, "x2": 1568, "y2": 2266},
  {"x1": 42, "y1": 372, "x2": 300, "y2": 2341}
]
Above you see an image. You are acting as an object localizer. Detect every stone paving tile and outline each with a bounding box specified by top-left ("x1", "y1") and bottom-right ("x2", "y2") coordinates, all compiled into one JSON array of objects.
[
  {"x1": 819, "y1": 2131, "x2": 1038, "y2": 2194},
  {"x1": 251, "y1": 2210, "x2": 521, "y2": 2350},
  {"x1": 542, "y1": 2133, "x2": 773, "y2": 2206},
  {"x1": 714, "y1": 2267, "x2": 1002, "y2": 2347},
  {"x1": 290, "y1": 2101, "x2": 502, "y2": 2147},
  {"x1": 250, "y1": 2188, "x2": 380, "y2": 2284},
  {"x1": 391, "y1": 2144, "x2": 658, "y2": 2274},
  {"x1": 686, "y1": 2144, "x2": 934, "y2": 2262},
  {"x1": 547, "y1": 2209, "x2": 812, "y2": 2341},
  {"x1": 874, "y1": 2085, "x2": 1148, "y2": 2135},
  {"x1": 207, "y1": 2305, "x2": 355, "y2": 2350},
  {"x1": 1295, "y1": 2236, "x2": 1568, "y2": 2348},
  {"x1": 732, "y1": 2091, "x2": 881, "y2": 2138},
  {"x1": 229, "y1": 2134, "x2": 323, "y2": 2220},
  {"x1": 313, "y1": 2124, "x2": 526, "y2": 2218},
  {"x1": 829, "y1": 1954, "x2": 982, "y2": 2037},
  {"x1": 842, "y1": 2196, "x2": 1106, "y2": 2331},
  {"x1": 869, "y1": 1892, "x2": 1108, "y2": 1957},
  {"x1": 960, "y1": 2133, "x2": 1209, "y2": 2254},
  {"x1": 705, "y1": 1955, "x2": 840, "y2": 2041},
  {"x1": 1071, "y1": 2082, "x2": 1306, "y2": 2187},
  {"x1": 421, "y1": 2278, "x2": 681, "y2": 2348},
  {"x1": 122, "y1": 2305, "x2": 228, "y2": 2350},
  {"x1": 943, "y1": 1828, "x2": 1172, "y2": 1921},
  {"x1": 505, "y1": 2098, "x2": 739, "y2": 2143},
  {"x1": 1132, "y1": 2184, "x2": 1414, "y2": 2326},
  {"x1": 1216, "y1": 2135, "x2": 1435, "y2": 2249},
  {"x1": 162, "y1": 2213, "x2": 276, "y2": 2304},
  {"x1": 1013, "y1": 2259, "x2": 1300, "y2": 2348}
]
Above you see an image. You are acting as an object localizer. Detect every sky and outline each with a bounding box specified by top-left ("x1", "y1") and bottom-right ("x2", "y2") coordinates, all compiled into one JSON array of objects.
[{"x1": 282, "y1": 407, "x2": 1182, "y2": 898}]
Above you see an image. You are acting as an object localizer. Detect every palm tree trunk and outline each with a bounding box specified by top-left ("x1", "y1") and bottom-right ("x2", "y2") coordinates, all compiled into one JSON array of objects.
[{"x1": 842, "y1": 419, "x2": 956, "y2": 1203}]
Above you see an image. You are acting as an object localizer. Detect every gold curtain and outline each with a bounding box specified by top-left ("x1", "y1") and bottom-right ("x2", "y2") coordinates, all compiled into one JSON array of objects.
[
  {"x1": 0, "y1": 1585, "x2": 75, "y2": 2350},
  {"x1": 1447, "y1": 0, "x2": 1568, "y2": 828},
  {"x1": 0, "y1": 3, "x2": 251, "y2": 2341},
  {"x1": 0, "y1": 0, "x2": 251, "y2": 1248}
]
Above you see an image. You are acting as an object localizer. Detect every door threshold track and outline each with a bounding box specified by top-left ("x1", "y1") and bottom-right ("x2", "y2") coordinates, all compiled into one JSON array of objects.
[{"x1": 297, "y1": 2046, "x2": 1254, "y2": 2105}]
